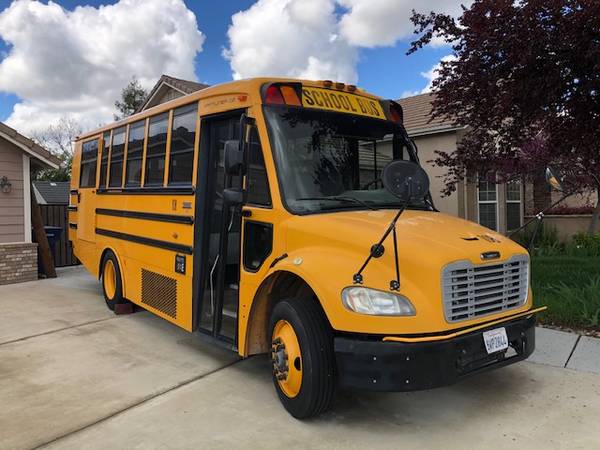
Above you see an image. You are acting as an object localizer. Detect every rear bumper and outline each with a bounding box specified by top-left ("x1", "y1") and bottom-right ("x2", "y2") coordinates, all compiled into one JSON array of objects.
[{"x1": 335, "y1": 314, "x2": 536, "y2": 391}]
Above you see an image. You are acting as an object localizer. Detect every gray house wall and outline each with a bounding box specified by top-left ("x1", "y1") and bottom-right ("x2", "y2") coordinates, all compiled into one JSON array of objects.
[{"x1": 0, "y1": 140, "x2": 25, "y2": 243}]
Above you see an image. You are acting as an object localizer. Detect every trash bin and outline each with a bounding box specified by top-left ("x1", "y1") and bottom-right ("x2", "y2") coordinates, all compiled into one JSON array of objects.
[
  {"x1": 34, "y1": 226, "x2": 63, "y2": 272},
  {"x1": 44, "y1": 226, "x2": 63, "y2": 257}
]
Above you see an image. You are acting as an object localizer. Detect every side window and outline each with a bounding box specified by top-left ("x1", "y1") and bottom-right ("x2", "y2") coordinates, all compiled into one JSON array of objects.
[
  {"x1": 145, "y1": 112, "x2": 169, "y2": 186},
  {"x1": 169, "y1": 104, "x2": 198, "y2": 185},
  {"x1": 243, "y1": 221, "x2": 273, "y2": 272},
  {"x1": 125, "y1": 120, "x2": 146, "y2": 187},
  {"x1": 99, "y1": 131, "x2": 110, "y2": 188},
  {"x1": 246, "y1": 127, "x2": 271, "y2": 206},
  {"x1": 79, "y1": 139, "x2": 99, "y2": 188},
  {"x1": 109, "y1": 127, "x2": 126, "y2": 187}
]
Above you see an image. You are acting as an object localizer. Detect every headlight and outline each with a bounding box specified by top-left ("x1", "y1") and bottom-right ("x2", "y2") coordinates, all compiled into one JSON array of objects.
[{"x1": 341, "y1": 287, "x2": 416, "y2": 316}]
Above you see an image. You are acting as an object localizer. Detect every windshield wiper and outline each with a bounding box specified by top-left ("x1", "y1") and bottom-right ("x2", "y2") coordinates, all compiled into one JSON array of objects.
[{"x1": 295, "y1": 196, "x2": 379, "y2": 211}]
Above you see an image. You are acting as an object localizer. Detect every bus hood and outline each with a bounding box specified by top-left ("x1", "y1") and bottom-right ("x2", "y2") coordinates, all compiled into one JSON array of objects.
[
  {"x1": 283, "y1": 209, "x2": 526, "y2": 267},
  {"x1": 280, "y1": 209, "x2": 531, "y2": 335}
]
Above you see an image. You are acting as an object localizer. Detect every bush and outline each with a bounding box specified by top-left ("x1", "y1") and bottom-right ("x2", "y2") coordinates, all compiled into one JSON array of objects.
[
  {"x1": 532, "y1": 257, "x2": 600, "y2": 329},
  {"x1": 570, "y1": 232, "x2": 600, "y2": 256}
]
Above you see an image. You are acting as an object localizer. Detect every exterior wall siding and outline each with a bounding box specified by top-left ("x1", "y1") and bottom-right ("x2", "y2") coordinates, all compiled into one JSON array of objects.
[
  {"x1": 0, "y1": 140, "x2": 25, "y2": 243},
  {"x1": 410, "y1": 131, "x2": 461, "y2": 217},
  {"x1": 0, "y1": 242, "x2": 38, "y2": 285}
]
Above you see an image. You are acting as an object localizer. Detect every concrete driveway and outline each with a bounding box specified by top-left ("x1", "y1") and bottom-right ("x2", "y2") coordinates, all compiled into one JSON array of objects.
[{"x1": 1, "y1": 267, "x2": 599, "y2": 450}]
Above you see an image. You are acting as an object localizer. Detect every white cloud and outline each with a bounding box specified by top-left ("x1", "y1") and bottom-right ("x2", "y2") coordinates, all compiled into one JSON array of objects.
[
  {"x1": 399, "y1": 54, "x2": 456, "y2": 98},
  {"x1": 419, "y1": 54, "x2": 456, "y2": 93},
  {"x1": 0, "y1": 0, "x2": 204, "y2": 135},
  {"x1": 224, "y1": 0, "x2": 358, "y2": 84},
  {"x1": 338, "y1": 0, "x2": 469, "y2": 48},
  {"x1": 224, "y1": 0, "x2": 470, "y2": 83}
]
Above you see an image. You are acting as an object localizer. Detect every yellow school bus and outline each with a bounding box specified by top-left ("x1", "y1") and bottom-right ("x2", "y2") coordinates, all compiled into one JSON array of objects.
[{"x1": 69, "y1": 78, "x2": 543, "y2": 418}]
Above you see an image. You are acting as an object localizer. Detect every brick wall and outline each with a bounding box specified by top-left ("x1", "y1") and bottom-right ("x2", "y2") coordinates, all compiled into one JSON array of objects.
[{"x1": 0, "y1": 243, "x2": 38, "y2": 285}]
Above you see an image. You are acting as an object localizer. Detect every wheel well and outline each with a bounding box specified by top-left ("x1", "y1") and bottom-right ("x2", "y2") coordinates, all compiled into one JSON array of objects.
[{"x1": 244, "y1": 271, "x2": 325, "y2": 356}]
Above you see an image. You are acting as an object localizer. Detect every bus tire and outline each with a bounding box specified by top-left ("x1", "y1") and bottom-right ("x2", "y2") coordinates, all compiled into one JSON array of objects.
[
  {"x1": 101, "y1": 252, "x2": 127, "y2": 312},
  {"x1": 269, "y1": 296, "x2": 335, "y2": 419}
]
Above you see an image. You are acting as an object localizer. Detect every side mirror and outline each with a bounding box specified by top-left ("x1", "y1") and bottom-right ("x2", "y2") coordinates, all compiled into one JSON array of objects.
[
  {"x1": 545, "y1": 167, "x2": 564, "y2": 192},
  {"x1": 223, "y1": 187, "x2": 244, "y2": 206},
  {"x1": 224, "y1": 140, "x2": 245, "y2": 175},
  {"x1": 382, "y1": 160, "x2": 430, "y2": 202}
]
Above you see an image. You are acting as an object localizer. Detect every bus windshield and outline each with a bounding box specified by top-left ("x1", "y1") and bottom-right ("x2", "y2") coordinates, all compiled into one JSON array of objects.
[{"x1": 264, "y1": 106, "x2": 425, "y2": 214}]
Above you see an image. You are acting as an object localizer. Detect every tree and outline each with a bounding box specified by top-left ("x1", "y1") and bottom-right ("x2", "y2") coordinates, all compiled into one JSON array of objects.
[
  {"x1": 114, "y1": 76, "x2": 148, "y2": 119},
  {"x1": 31, "y1": 117, "x2": 82, "y2": 181},
  {"x1": 408, "y1": 0, "x2": 600, "y2": 232}
]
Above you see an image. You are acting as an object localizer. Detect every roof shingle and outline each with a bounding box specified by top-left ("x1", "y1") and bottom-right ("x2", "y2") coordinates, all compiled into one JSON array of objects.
[{"x1": 397, "y1": 93, "x2": 458, "y2": 135}]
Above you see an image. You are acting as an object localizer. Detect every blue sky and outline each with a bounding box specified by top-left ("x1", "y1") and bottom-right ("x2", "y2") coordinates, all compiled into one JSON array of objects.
[{"x1": 0, "y1": 0, "x2": 455, "y2": 129}]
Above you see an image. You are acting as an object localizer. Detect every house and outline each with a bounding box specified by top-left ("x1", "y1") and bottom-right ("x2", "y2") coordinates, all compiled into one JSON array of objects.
[
  {"x1": 0, "y1": 122, "x2": 60, "y2": 285},
  {"x1": 135, "y1": 74, "x2": 209, "y2": 113},
  {"x1": 138, "y1": 75, "x2": 591, "y2": 237},
  {"x1": 32, "y1": 181, "x2": 70, "y2": 205}
]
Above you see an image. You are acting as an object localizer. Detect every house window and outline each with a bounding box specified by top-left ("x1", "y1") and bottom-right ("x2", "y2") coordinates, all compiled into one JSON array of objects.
[
  {"x1": 169, "y1": 103, "x2": 198, "y2": 185},
  {"x1": 99, "y1": 131, "x2": 110, "y2": 188},
  {"x1": 125, "y1": 120, "x2": 146, "y2": 187},
  {"x1": 145, "y1": 112, "x2": 169, "y2": 186},
  {"x1": 506, "y1": 180, "x2": 522, "y2": 231},
  {"x1": 80, "y1": 139, "x2": 99, "y2": 188},
  {"x1": 478, "y1": 178, "x2": 498, "y2": 231},
  {"x1": 109, "y1": 127, "x2": 126, "y2": 187}
]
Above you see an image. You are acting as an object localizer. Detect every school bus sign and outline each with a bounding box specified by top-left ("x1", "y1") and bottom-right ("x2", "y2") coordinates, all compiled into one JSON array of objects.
[{"x1": 301, "y1": 86, "x2": 385, "y2": 119}]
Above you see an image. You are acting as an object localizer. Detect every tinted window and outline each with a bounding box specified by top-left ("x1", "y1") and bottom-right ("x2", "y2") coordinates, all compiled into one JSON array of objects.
[
  {"x1": 169, "y1": 104, "x2": 197, "y2": 185},
  {"x1": 125, "y1": 120, "x2": 145, "y2": 187},
  {"x1": 145, "y1": 112, "x2": 169, "y2": 186},
  {"x1": 109, "y1": 127, "x2": 126, "y2": 187},
  {"x1": 246, "y1": 127, "x2": 271, "y2": 206},
  {"x1": 79, "y1": 139, "x2": 98, "y2": 188},
  {"x1": 99, "y1": 131, "x2": 110, "y2": 188}
]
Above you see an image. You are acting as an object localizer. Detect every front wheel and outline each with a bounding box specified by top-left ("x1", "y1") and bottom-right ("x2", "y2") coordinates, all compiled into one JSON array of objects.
[{"x1": 269, "y1": 297, "x2": 335, "y2": 419}]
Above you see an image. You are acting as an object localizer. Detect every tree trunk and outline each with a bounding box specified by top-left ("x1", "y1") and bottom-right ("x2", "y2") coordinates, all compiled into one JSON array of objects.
[
  {"x1": 589, "y1": 190, "x2": 600, "y2": 234},
  {"x1": 31, "y1": 188, "x2": 57, "y2": 278}
]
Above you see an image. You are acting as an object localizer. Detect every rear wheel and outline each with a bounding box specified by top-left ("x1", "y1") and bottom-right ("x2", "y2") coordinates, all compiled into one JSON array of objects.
[
  {"x1": 101, "y1": 252, "x2": 127, "y2": 312},
  {"x1": 269, "y1": 297, "x2": 335, "y2": 419}
]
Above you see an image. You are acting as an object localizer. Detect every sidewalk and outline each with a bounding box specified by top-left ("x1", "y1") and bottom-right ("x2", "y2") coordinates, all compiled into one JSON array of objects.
[{"x1": 529, "y1": 326, "x2": 600, "y2": 373}]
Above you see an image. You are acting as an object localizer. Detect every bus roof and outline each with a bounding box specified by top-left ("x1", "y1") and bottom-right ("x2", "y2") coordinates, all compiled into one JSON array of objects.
[{"x1": 76, "y1": 77, "x2": 383, "y2": 141}]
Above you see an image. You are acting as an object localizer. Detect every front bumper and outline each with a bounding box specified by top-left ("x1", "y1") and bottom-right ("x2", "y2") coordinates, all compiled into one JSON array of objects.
[{"x1": 335, "y1": 314, "x2": 536, "y2": 391}]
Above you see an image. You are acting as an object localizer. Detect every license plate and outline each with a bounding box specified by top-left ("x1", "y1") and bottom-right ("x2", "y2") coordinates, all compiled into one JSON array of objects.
[{"x1": 483, "y1": 327, "x2": 509, "y2": 354}]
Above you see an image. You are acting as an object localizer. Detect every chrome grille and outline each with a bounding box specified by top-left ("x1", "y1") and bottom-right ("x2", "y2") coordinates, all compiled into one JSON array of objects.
[{"x1": 442, "y1": 255, "x2": 529, "y2": 323}]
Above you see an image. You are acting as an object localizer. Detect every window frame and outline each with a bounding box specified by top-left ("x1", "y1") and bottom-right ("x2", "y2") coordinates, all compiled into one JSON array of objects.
[
  {"x1": 167, "y1": 103, "x2": 199, "y2": 186},
  {"x1": 79, "y1": 137, "x2": 100, "y2": 189},
  {"x1": 245, "y1": 125, "x2": 273, "y2": 208},
  {"x1": 108, "y1": 125, "x2": 128, "y2": 188},
  {"x1": 505, "y1": 179, "x2": 523, "y2": 232},
  {"x1": 477, "y1": 177, "x2": 499, "y2": 231},
  {"x1": 125, "y1": 119, "x2": 147, "y2": 187}
]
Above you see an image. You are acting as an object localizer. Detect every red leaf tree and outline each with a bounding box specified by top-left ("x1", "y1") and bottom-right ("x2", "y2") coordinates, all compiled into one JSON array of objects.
[{"x1": 408, "y1": 0, "x2": 600, "y2": 232}]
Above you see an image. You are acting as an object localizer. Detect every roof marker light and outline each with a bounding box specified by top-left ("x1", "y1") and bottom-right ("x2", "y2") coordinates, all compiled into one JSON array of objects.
[
  {"x1": 280, "y1": 86, "x2": 301, "y2": 106},
  {"x1": 335, "y1": 82, "x2": 345, "y2": 90},
  {"x1": 265, "y1": 85, "x2": 285, "y2": 105}
]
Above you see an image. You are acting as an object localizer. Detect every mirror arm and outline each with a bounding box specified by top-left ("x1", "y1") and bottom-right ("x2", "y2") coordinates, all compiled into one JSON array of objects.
[{"x1": 507, "y1": 190, "x2": 574, "y2": 240}]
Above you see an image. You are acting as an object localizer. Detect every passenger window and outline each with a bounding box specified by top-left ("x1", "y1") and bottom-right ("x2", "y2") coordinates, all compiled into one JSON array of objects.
[
  {"x1": 125, "y1": 120, "x2": 146, "y2": 187},
  {"x1": 99, "y1": 131, "x2": 110, "y2": 188},
  {"x1": 145, "y1": 112, "x2": 169, "y2": 186},
  {"x1": 79, "y1": 139, "x2": 99, "y2": 188},
  {"x1": 246, "y1": 127, "x2": 271, "y2": 206},
  {"x1": 109, "y1": 127, "x2": 126, "y2": 187},
  {"x1": 169, "y1": 104, "x2": 198, "y2": 185}
]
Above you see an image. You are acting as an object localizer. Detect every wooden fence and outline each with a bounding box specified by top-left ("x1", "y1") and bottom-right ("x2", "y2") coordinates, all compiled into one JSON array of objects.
[{"x1": 39, "y1": 204, "x2": 79, "y2": 267}]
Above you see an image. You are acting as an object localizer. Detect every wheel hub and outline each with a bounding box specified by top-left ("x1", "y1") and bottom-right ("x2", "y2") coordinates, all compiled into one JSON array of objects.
[
  {"x1": 271, "y1": 337, "x2": 289, "y2": 381},
  {"x1": 271, "y1": 319, "x2": 302, "y2": 398}
]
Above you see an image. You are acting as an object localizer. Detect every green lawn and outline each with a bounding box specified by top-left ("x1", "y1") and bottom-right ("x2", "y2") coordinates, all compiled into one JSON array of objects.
[{"x1": 531, "y1": 256, "x2": 600, "y2": 329}]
